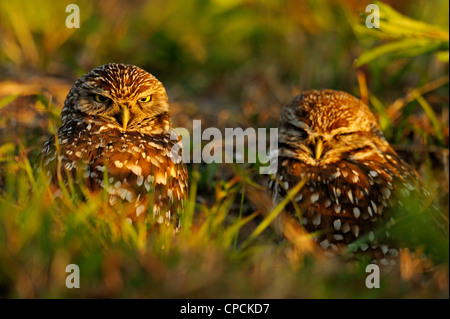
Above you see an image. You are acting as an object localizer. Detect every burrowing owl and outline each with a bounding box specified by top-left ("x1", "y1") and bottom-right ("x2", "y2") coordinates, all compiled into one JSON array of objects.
[
  {"x1": 40, "y1": 63, "x2": 188, "y2": 225},
  {"x1": 270, "y1": 89, "x2": 437, "y2": 259}
]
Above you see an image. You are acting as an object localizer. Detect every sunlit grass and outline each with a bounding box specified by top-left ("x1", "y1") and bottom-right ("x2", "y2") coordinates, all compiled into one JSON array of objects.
[{"x1": 0, "y1": 127, "x2": 448, "y2": 298}]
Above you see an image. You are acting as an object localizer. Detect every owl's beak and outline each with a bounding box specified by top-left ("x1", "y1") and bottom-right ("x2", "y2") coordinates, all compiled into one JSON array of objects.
[
  {"x1": 315, "y1": 138, "x2": 323, "y2": 161},
  {"x1": 121, "y1": 106, "x2": 130, "y2": 130}
]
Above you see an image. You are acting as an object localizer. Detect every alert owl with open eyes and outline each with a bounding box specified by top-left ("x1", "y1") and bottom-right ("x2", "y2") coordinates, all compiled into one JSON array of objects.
[
  {"x1": 40, "y1": 63, "x2": 188, "y2": 225},
  {"x1": 270, "y1": 89, "x2": 443, "y2": 261}
]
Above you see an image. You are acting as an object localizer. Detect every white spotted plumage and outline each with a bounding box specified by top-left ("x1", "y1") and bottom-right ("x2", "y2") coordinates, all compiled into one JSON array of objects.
[
  {"x1": 271, "y1": 89, "x2": 433, "y2": 259},
  {"x1": 40, "y1": 63, "x2": 188, "y2": 226}
]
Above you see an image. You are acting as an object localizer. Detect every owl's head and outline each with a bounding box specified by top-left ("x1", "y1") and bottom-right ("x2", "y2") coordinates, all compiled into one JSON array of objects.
[
  {"x1": 279, "y1": 90, "x2": 386, "y2": 166},
  {"x1": 61, "y1": 63, "x2": 170, "y2": 131}
]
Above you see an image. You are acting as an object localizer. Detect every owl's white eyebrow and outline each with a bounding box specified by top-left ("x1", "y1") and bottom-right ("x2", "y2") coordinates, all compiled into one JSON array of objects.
[{"x1": 136, "y1": 89, "x2": 154, "y2": 97}]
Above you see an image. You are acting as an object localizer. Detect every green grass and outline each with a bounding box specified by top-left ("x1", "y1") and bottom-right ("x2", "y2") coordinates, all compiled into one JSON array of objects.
[
  {"x1": 0, "y1": 0, "x2": 449, "y2": 298},
  {"x1": 0, "y1": 154, "x2": 448, "y2": 298}
]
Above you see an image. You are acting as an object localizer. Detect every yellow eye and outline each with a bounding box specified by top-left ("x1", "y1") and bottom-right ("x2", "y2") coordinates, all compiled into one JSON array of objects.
[
  {"x1": 138, "y1": 95, "x2": 152, "y2": 103},
  {"x1": 94, "y1": 94, "x2": 110, "y2": 103}
]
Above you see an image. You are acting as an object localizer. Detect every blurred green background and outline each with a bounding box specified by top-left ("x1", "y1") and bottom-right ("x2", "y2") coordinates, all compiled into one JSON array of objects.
[
  {"x1": 1, "y1": 0, "x2": 448, "y2": 153},
  {"x1": 0, "y1": 0, "x2": 448, "y2": 298},
  {"x1": 1, "y1": 0, "x2": 448, "y2": 128}
]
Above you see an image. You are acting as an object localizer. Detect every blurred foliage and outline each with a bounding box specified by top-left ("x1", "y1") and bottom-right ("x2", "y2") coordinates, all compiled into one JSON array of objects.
[
  {"x1": 0, "y1": 0, "x2": 374, "y2": 93},
  {"x1": 354, "y1": 1, "x2": 449, "y2": 67},
  {"x1": 0, "y1": 0, "x2": 449, "y2": 298}
]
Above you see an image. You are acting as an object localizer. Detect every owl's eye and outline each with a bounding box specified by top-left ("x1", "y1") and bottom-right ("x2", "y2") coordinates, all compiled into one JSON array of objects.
[
  {"x1": 138, "y1": 95, "x2": 152, "y2": 103},
  {"x1": 94, "y1": 94, "x2": 111, "y2": 103},
  {"x1": 335, "y1": 131, "x2": 355, "y2": 140},
  {"x1": 285, "y1": 122, "x2": 308, "y2": 139},
  {"x1": 297, "y1": 128, "x2": 308, "y2": 139}
]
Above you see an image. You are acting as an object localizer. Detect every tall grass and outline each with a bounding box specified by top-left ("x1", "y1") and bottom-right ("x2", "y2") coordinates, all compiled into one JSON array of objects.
[{"x1": 0, "y1": 156, "x2": 447, "y2": 298}]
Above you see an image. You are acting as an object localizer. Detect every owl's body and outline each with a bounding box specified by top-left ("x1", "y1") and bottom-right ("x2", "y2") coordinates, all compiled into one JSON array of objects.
[
  {"x1": 271, "y1": 90, "x2": 427, "y2": 259},
  {"x1": 40, "y1": 63, "x2": 188, "y2": 224}
]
